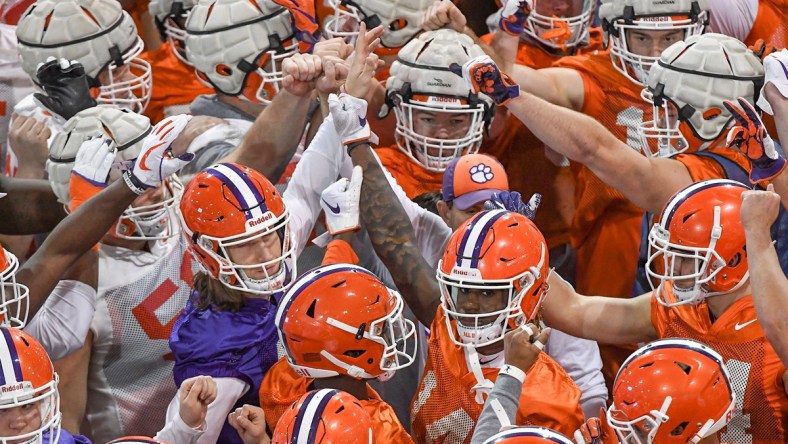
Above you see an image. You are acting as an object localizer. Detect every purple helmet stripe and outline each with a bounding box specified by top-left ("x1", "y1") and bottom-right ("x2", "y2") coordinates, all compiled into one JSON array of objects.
[
  {"x1": 292, "y1": 389, "x2": 338, "y2": 443},
  {"x1": 206, "y1": 164, "x2": 268, "y2": 220},
  {"x1": 223, "y1": 163, "x2": 268, "y2": 211},
  {"x1": 1, "y1": 329, "x2": 23, "y2": 385},
  {"x1": 662, "y1": 180, "x2": 747, "y2": 228},
  {"x1": 459, "y1": 210, "x2": 506, "y2": 268}
]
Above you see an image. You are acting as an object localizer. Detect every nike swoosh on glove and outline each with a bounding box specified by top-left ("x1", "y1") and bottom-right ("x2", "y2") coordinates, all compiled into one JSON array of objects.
[
  {"x1": 723, "y1": 97, "x2": 786, "y2": 185},
  {"x1": 484, "y1": 191, "x2": 541, "y2": 221},
  {"x1": 314, "y1": 166, "x2": 363, "y2": 247},
  {"x1": 124, "y1": 114, "x2": 194, "y2": 194},
  {"x1": 498, "y1": 0, "x2": 532, "y2": 36},
  {"x1": 449, "y1": 55, "x2": 520, "y2": 105},
  {"x1": 34, "y1": 57, "x2": 97, "y2": 121},
  {"x1": 69, "y1": 136, "x2": 116, "y2": 212}
]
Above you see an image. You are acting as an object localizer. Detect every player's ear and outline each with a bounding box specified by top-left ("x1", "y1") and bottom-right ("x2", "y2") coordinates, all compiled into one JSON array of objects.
[{"x1": 437, "y1": 200, "x2": 451, "y2": 225}]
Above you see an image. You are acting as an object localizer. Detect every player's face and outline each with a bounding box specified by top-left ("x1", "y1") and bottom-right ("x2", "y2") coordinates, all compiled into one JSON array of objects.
[
  {"x1": 412, "y1": 109, "x2": 472, "y2": 155},
  {"x1": 225, "y1": 231, "x2": 283, "y2": 280},
  {"x1": 666, "y1": 249, "x2": 699, "y2": 289},
  {"x1": 453, "y1": 287, "x2": 509, "y2": 325},
  {"x1": 533, "y1": 0, "x2": 585, "y2": 17},
  {"x1": 445, "y1": 202, "x2": 484, "y2": 231},
  {"x1": 0, "y1": 402, "x2": 42, "y2": 443},
  {"x1": 626, "y1": 29, "x2": 685, "y2": 58},
  {"x1": 131, "y1": 185, "x2": 166, "y2": 208}
]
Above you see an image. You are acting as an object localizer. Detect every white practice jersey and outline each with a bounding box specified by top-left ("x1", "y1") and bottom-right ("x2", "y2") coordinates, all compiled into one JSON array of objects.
[{"x1": 84, "y1": 236, "x2": 198, "y2": 443}]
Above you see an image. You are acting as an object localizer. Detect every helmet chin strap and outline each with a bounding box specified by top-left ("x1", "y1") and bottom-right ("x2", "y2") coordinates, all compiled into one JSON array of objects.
[
  {"x1": 320, "y1": 350, "x2": 379, "y2": 380},
  {"x1": 464, "y1": 346, "x2": 495, "y2": 405}
]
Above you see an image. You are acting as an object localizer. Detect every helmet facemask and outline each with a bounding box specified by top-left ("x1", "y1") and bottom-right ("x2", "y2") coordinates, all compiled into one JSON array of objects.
[
  {"x1": 113, "y1": 176, "x2": 184, "y2": 241},
  {"x1": 320, "y1": 289, "x2": 417, "y2": 381},
  {"x1": 437, "y1": 243, "x2": 546, "y2": 349},
  {"x1": 0, "y1": 375, "x2": 60, "y2": 444},
  {"x1": 603, "y1": 7, "x2": 707, "y2": 85},
  {"x1": 638, "y1": 87, "x2": 691, "y2": 157},
  {"x1": 194, "y1": 210, "x2": 296, "y2": 295},
  {"x1": 322, "y1": 0, "x2": 375, "y2": 44},
  {"x1": 391, "y1": 91, "x2": 489, "y2": 172},
  {"x1": 96, "y1": 38, "x2": 153, "y2": 113},
  {"x1": 607, "y1": 397, "x2": 670, "y2": 444},
  {"x1": 523, "y1": 0, "x2": 595, "y2": 51},
  {"x1": 0, "y1": 250, "x2": 29, "y2": 329}
]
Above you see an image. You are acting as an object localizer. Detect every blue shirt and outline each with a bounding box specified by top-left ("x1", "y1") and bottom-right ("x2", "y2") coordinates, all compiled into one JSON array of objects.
[
  {"x1": 43, "y1": 429, "x2": 91, "y2": 444},
  {"x1": 170, "y1": 293, "x2": 280, "y2": 444}
]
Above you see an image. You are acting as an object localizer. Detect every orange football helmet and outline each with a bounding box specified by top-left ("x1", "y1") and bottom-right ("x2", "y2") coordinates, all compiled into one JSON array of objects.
[
  {"x1": 437, "y1": 209, "x2": 549, "y2": 348},
  {"x1": 0, "y1": 328, "x2": 60, "y2": 444},
  {"x1": 646, "y1": 179, "x2": 749, "y2": 306},
  {"x1": 483, "y1": 426, "x2": 574, "y2": 444},
  {"x1": 276, "y1": 263, "x2": 416, "y2": 381},
  {"x1": 607, "y1": 338, "x2": 735, "y2": 444},
  {"x1": 179, "y1": 163, "x2": 296, "y2": 295},
  {"x1": 0, "y1": 247, "x2": 29, "y2": 329},
  {"x1": 272, "y1": 389, "x2": 373, "y2": 444}
]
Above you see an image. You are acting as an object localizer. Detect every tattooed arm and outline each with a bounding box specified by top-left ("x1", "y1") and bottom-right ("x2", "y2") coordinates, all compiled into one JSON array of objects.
[
  {"x1": 0, "y1": 175, "x2": 67, "y2": 235},
  {"x1": 348, "y1": 143, "x2": 440, "y2": 327}
]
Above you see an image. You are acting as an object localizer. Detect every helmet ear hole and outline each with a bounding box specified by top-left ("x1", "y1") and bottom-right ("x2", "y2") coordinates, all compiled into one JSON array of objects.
[{"x1": 216, "y1": 64, "x2": 233, "y2": 76}]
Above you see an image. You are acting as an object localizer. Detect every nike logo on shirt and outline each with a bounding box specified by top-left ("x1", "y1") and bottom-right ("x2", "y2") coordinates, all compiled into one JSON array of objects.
[
  {"x1": 734, "y1": 319, "x2": 758, "y2": 331},
  {"x1": 322, "y1": 198, "x2": 341, "y2": 214}
]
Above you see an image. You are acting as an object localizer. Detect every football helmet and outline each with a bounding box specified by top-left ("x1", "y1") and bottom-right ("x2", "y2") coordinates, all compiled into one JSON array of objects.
[
  {"x1": 522, "y1": 0, "x2": 596, "y2": 51},
  {"x1": 646, "y1": 179, "x2": 749, "y2": 306},
  {"x1": 179, "y1": 163, "x2": 296, "y2": 295},
  {"x1": 272, "y1": 389, "x2": 373, "y2": 444},
  {"x1": 483, "y1": 426, "x2": 574, "y2": 444},
  {"x1": 385, "y1": 29, "x2": 494, "y2": 172},
  {"x1": 15, "y1": 0, "x2": 152, "y2": 113},
  {"x1": 607, "y1": 338, "x2": 735, "y2": 444},
  {"x1": 276, "y1": 263, "x2": 416, "y2": 381},
  {"x1": 599, "y1": 0, "x2": 709, "y2": 85},
  {"x1": 437, "y1": 209, "x2": 549, "y2": 348},
  {"x1": 639, "y1": 33, "x2": 764, "y2": 157},
  {"x1": 323, "y1": 0, "x2": 431, "y2": 48},
  {"x1": 149, "y1": 0, "x2": 199, "y2": 65},
  {"x1": 0, "y1": 247, "x2": 29, "y2": 329},
  {"x1": 185, "y1": 0, "x2": 297, "y2": 105},
  {"x1": 47, "y1": 105, "x2": 184, "y2": 242},
  {"x1": 0, "y1": 328, "x2": 60, "y2": 444}
]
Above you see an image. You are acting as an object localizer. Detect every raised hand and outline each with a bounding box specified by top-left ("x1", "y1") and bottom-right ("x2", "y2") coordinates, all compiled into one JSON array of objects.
[
  {"x1": 723, "y1": 97, "x2": 786, "y2": 184},
  {"x1": 228, "y1": 404, "x2": 270, "y2": 444},
  {"x1": 320, "y1": 165, "x2": 363, "y2": 236},
  {"x1": 344, "y1": 22, "x2": 384, "y2": 100},
  {"x1": 8, "y1": 113, "x2": 51, "y2": 175},
  {"x1": 421, "y1": 0, "x2": 467, "y2": 32},
  {"x1": 449, "y1": 55, "x2": 520, "y2": 105},
  {"x1": 503, "y1": 323, "x2": 550, "y2": 374},
  {"x1": 327, "y1": 93, "x2": 376, "y2": 149},
  {"x1": 498, "y1": 0, "x2": 533, "y2": 36},
  {"x1": 69, "y1": 135, "x2": 116, "y2": 212},
  {"x1": 33, "y1": 57, "x2": 97, "y2": 121},
  {"x1": 484, "y1": 191, "x2": 541, "y2": 221},
  {"x1": 282, "y1": 53, "x2": 323, "y2": 97},
  {"x1": 179, "y1": 375, "x2": 218, "y2": 429},
  {"x1": 123, "y1": 114, "x2": 194, "y2": 194}
]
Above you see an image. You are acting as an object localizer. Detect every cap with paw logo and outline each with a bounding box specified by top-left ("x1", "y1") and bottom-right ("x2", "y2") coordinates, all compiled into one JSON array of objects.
[{"x1": 442, "y1": 153, "x2": 508, "y2": 210}]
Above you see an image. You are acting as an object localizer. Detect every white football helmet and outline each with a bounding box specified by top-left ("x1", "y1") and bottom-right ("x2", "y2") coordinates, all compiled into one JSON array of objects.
[
  {"x1": 523, "y1": 0, "x2": 596, "y2": 51},
  {"x1": 323, "y1": 0, "x2": 431, "y2": 49},
  {"x1": 149, "y1": 0, "x2": 199, "y2": 65},
  {"x1": 639, "y1": 33, "x2": 764, "y2": 157},
  {"x1": 0, "y1": 246, "x2": 29, "y2": 329},
  {"x1": 48, "y1": 105, "x2": 183, "y2": 241},
  {"x1": 599, "y1": 0, "x2": 709, "y2": 85},
  {"x1": 185, "y1": 0, "x2": 297, "y2": 105},
  {"x1": 15, "y1": 0, "x2": 152, "y2": 113},
  {"x1": 385, "y1": 29, "x2": 493, "y2": 172}
]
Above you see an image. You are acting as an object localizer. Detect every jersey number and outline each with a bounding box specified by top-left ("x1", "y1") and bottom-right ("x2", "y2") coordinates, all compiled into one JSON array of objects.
[
  {"x1": 413, "y1": 370, "x2": 473, "y2": 443},
  {"x1": 720, "y1": 358, "x2": 753, "y2": 444},
  {"x1": 616, "y1": 106, "x2": 645, "y2": 153}
]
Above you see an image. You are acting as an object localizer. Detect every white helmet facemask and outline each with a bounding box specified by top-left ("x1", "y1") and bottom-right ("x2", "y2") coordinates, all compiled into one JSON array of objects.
[
  {"x1": 599, "y1": 0, "x2": 709, "y2": 85},
  {"x1": 523, "y1": 0, "x2": 596, "y2": 51},
  {"x1": 384, "y1": 29, "x2": 493, "y2": 172},
  {"x1": 149, "y1": 0, "x2": 199, "y2": 65},
  {"x1": 323, "y1": 0, "x2": 432, "y2": 48}
]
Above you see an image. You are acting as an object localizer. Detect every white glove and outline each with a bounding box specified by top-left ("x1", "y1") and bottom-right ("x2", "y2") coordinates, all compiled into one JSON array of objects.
[
  {"x1": 123, "y1": 114, "x2": 194, "y2": 194},
  {"x1": 321, "y1": 165, "x2": 363, "y2": 235},
  {"x1": 327, "y1": 93, "x2": 378, "y2": 149},
  {"x1": 71, "y1": 136, "x2": 117, "y2": 186},
  {"x1": 757, "y1": 49, "x2": 788, "y2": 115}
]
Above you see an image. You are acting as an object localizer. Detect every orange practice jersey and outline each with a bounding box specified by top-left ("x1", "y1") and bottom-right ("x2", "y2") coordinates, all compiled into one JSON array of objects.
[
  {"x1": 478, "y1": 30, "x2": 603, "y2": 249},
  {"x1": 410, "y1": 308, "x2": 584, "y2": 443},
  {"x1": 745, "y1": 0, "x2": 787, "y2": 48},
  {"x1": 374, "y1": 145, "x2": 444, "y2": 199},
  {"x1": 552, "y1": 51, "x2": 648, "y2": 299},
  {"x1": 140, "y1": 42, "x2": 213, "y2": 123},
  {"x1": 259, "y1": 358, "x2": 414, "y2": 444},
  {"x1": 651, "y1": 287, "x2": 788, "y2": 443},
  {"x1": 675, "y1": 146, "x2": 752, "y2": 182}
]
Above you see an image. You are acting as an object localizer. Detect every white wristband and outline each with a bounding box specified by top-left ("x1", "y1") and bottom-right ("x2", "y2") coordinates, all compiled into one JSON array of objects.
[{"x1": 498, "y1": 364, "x2": 526, "y2": 384}]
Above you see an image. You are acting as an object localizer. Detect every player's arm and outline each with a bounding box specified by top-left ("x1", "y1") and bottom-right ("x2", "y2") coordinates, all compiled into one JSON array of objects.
[
  {"x1": 0, "y1": 176, "x2": 66, "y2": 235},
  {"x1": 17, "y1": 116, "x2": 193, "y2": 319},
  {"x1": 541, "y1": 274, "x2": 658, "y2": 345},
  {"x1": 220, "y1": 88, "x2": 311, "y2": 183},
  {"x1": 740, "y1": 187, "x2": 788, "y2": 365}
]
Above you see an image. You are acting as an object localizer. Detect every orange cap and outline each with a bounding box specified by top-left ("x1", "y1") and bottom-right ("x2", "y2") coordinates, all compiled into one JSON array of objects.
[{"x1": 441, "y1": 154, "x2": 509, "y2": 210}]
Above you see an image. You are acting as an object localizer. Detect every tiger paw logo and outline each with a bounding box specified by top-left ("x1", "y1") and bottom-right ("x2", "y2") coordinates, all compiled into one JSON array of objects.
[{"x1": 469, "y1": 163, "x2": 494, "y2": 183}]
